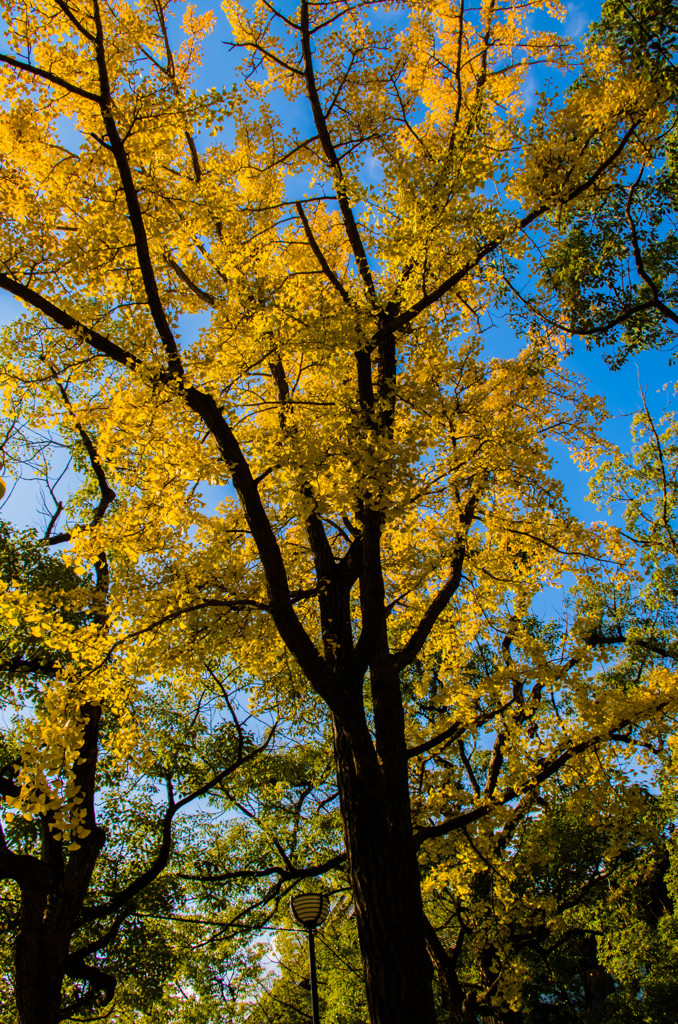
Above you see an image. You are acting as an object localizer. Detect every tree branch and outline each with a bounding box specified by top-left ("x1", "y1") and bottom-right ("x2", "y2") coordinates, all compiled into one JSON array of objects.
[
  {"x1": 394, "y1": 496, "x2": 477, "y2": 672},
  {"x1": 299, "y1": 0, "x2": 376, "y2": 301},
  {"x1": 295, "y1": 201, "x2": 351, "y2": 303},
  {"x1": 0, "y1": 272, "x2": 139, "y2": 369},
  {"x1": 0, "y1": 52, "x2": 100, "y2": 102}
]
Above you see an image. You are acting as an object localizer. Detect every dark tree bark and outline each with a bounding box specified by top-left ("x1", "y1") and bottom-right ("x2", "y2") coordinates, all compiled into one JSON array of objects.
[
  {"x1": 15, "y1": 876, "x2": 62, "y2": 1024},
  {"x1": 11, "y1": 705, "x2": 107, "y2": 1024},
  {"x1": 332, "y1": 701, "x2": 437, "y2": 1024}
]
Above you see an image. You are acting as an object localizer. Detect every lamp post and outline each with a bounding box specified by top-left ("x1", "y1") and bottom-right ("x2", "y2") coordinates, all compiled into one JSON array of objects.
[{"x1": 290, "y1": 892, "x2": 330, "y2": 1024}]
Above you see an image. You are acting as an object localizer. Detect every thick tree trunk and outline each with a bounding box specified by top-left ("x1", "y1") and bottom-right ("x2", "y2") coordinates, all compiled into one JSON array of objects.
[
  {"x1": 15, "y1": 881, "x2": 69, "y2": 1024},
  {"x1": 15, "y1": 861, "x2": 112, "y2": 1024},
  {"x1": 13, "y1": 860, "x2": 102, "y2": 1024},
  {"x1": 332, "y1": 708, "x2": 437, "y2": 1024}
]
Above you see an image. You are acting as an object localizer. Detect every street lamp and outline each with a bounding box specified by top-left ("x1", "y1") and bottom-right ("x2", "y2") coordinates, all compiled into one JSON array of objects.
[{"x1": 290, "y1": 892, "x2": 330, "y2": 1024}]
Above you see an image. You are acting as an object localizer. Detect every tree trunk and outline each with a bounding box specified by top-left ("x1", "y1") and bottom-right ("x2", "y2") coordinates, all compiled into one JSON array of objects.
[
  {"x1": 14, "y1": 836, "x2": 107, "y2": 1024},
  {"x1": 332, "y1": 707, "x2": 437, "y2": 1024},
  {"x1": 13, "y1": 704, "x2": 106, "y2": 1024},
  {"x1": 15, "y1": 881, "x2": 68, "y2": 1024}
]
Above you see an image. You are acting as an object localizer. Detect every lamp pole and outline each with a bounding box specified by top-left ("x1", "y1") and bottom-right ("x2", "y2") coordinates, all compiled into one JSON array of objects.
[
  {"x1": 307, "y1": 926, "x2": 320, "y2": 1024},
  {"x1": 290, "y1": 892, "x2": 330, "y2": 1024}
]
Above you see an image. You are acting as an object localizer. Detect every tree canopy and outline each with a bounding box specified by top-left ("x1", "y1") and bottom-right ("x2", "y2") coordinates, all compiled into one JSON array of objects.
[{"x1": 0, "y1": 0, "x2": 677, "y2": 1021}]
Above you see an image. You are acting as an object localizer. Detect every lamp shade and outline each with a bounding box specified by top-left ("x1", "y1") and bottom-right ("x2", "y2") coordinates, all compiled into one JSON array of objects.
[{"x1": 290, "y1": 892, "x2": 331, "y2": 929}]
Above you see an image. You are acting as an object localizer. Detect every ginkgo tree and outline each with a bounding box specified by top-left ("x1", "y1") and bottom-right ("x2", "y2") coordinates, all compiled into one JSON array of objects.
[
  {"x1": 159, "y1": 400, "x2": 678, "y2": 1020},
  {"x1": 0, "y1": 0, "x2": 677, "y2": 1021}
]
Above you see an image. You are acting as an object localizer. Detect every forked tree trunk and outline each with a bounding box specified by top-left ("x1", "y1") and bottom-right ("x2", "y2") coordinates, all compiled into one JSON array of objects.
[{"x1": 332, "y1": 707, "x2": 437, "y2": 1024}]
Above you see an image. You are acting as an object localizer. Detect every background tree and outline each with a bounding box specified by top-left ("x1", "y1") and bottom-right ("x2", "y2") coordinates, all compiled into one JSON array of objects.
[
  {"x1": 509, "y1": 0, "x2": 678, "y2": 366},
  {"x1": 0, "y1": 513, "x2": 274, "y2": 1024}
]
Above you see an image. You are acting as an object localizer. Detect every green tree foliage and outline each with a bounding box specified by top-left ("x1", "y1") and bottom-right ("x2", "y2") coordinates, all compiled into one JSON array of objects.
[
  {"x1": 0, "y1": 520, "x2": 275, "y2": 1023},
  {"x1": 513, "y1": 0, "x2": 678, "y2": 365}
]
